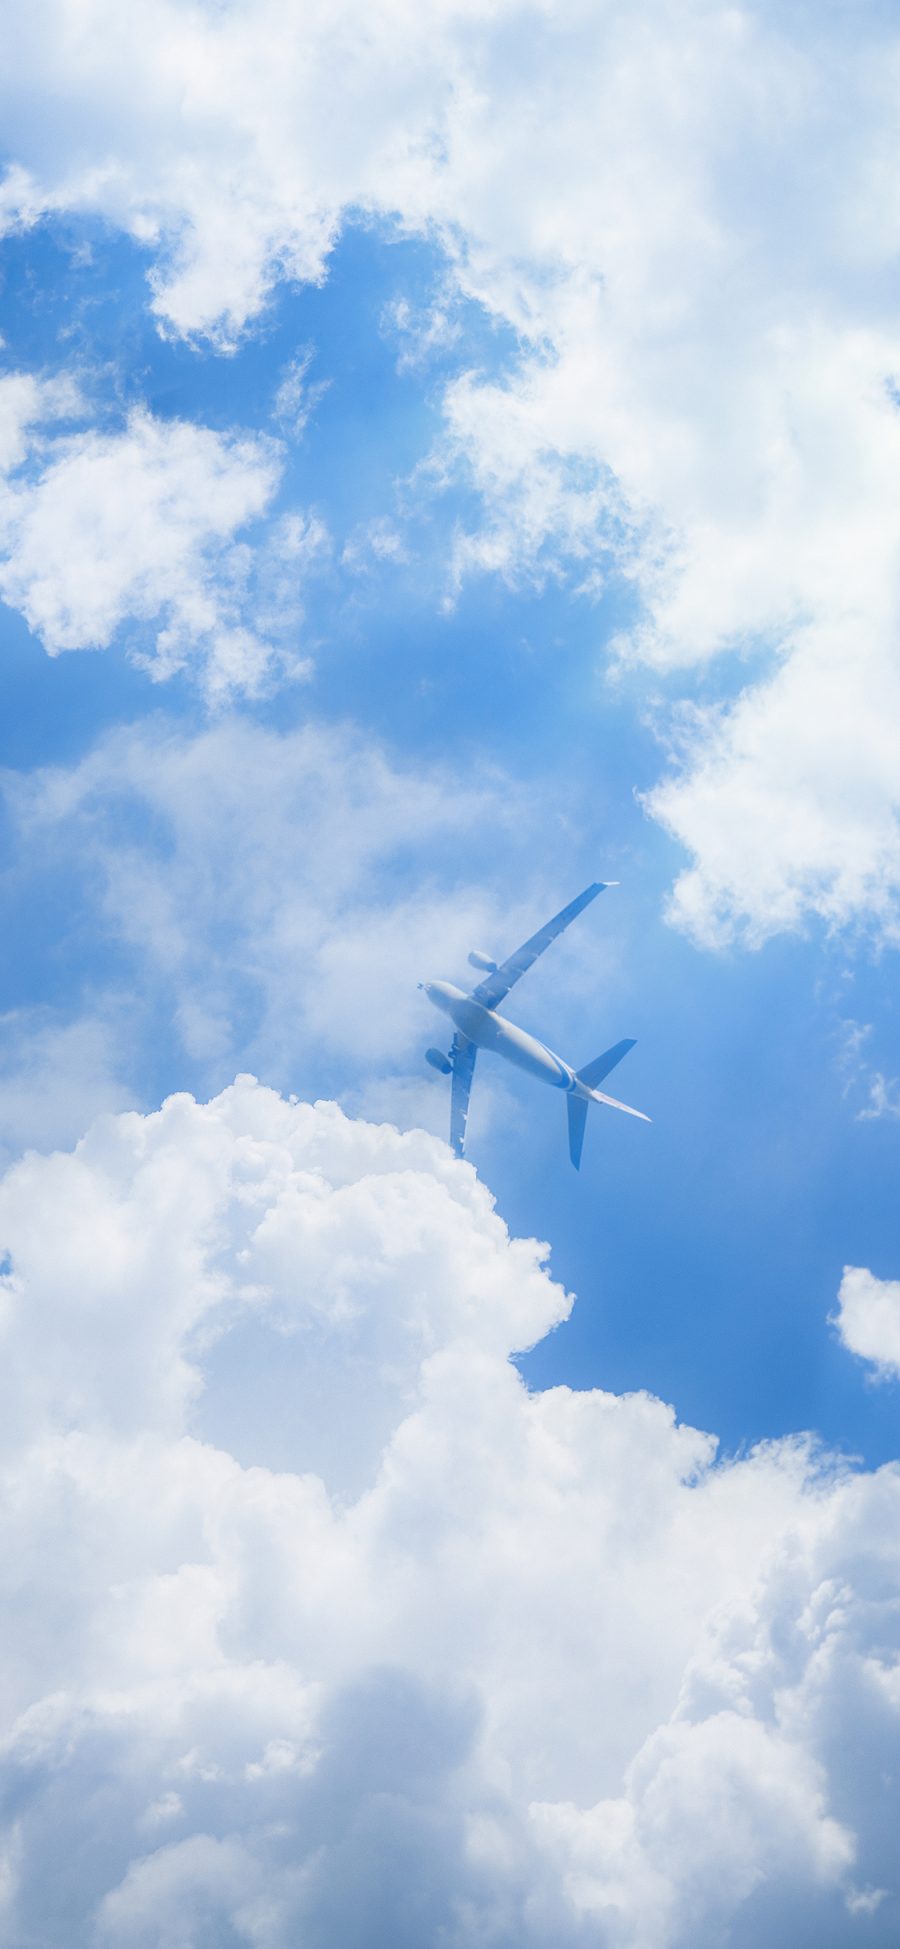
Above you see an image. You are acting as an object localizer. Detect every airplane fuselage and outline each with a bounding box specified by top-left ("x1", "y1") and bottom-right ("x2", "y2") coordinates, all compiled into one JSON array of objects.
[{"x1": 423, "y1": 981, "x2": 591, "y2": 1098}]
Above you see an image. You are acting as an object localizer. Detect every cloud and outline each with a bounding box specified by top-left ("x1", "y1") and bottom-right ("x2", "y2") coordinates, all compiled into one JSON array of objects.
[
  {"x1": 421, "y1": 16, "x2": 900, "y2": 947},
  {"x1": 644, "y1": 622, "x2": 900, "y2": 949},
  {"x1": 2, "y1": 716, "x2": 578, "y2": 1110},
  {"x1": 272, "y1": 349, "x2": 330, "y2": 439},
  {"x1": 5, "y1": 0, "x2": 900, "y2": 939},
  {"x1": 0, "y1": 1080, "x2": 897, "y2": 1944},
  {"x1": 834, "y1": 1265, "x2": 900, "y2": 1380},
  {"x1": 0, "y1": 0, "x2": 455, "y2": 348},
  {"x1": 858, "y1": 1075, "x2": 900, "y2": 1121},
  {"x1": 0, "y1": 383, "x2": 326, "y2": 696},
  {"x1": 0, "y1": 1010, "x2": 133, "y2": 1167},
  {"x1": 835, "y1": 1022, "x2": 900, "y2": 1123},
  {"x1": 0, "y1": 367, "x2": 81, "y2": 470}
]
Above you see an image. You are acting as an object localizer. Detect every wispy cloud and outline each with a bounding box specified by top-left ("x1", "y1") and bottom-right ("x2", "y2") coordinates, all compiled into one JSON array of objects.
[
  {"x1": 272, "y1": 348, "x2": 330, "y2": 439},
  {"x1": 835, "y1": 1019, "x2": 900, "y2": 1122}
]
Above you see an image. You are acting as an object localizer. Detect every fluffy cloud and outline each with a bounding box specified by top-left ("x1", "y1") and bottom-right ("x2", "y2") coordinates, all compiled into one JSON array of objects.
[
  {"x1": 645, "y1": 623, "x2": 900, "y2": 947},
  {"x1": 0, "y1": 0, "x2": 486, "y2": 346},
  {"x1": 5, "y1": 0, "x2": 900, "y2": 938},
  {"x1": 834, "y1": 1265, "x2": 900, "y2": 1380},
  {"x1": 0, "y1": 1079, "x2": 897, "y2": 1944},
  {"x1": 423, "y1": 11, "x2": 900, "y2": 947},
  {"x1": 0, "y1": 381, "x2": 325, "y2": 695}
]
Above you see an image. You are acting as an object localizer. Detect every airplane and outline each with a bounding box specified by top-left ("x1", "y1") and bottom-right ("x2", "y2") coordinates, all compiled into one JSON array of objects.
[{"x1": 419, "y1": 880, "x2": 650, "y2": 1168}]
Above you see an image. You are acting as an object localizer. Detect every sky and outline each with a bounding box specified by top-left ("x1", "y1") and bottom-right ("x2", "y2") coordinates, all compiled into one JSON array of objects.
[{"x1": 0, "y1": 1, "x2": 899, "y2": 1943}]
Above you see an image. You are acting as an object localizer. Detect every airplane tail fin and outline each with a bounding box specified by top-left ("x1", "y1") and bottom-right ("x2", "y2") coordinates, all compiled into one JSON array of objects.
[
  {"x1": 576, "y1": 1038, "x2": 636, "y2": 1090},
  {"x1": 567, "y1": 1096, "x2": 589, "y2": 1170},
  {"x1": 567, "y1": 1041, "x2": 649, "y2": 1166}
]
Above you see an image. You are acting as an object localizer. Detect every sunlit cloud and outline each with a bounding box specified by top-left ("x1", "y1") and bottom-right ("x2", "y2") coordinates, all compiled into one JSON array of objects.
[{"x1": 0, "y1": 1081, "x2": 896, "y2": 1943}]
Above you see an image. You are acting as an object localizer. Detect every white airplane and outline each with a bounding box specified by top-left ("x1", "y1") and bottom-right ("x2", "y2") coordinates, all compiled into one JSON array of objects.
[{"x1": 420, "y1": 880, "x2": 649, "y2": 1168}]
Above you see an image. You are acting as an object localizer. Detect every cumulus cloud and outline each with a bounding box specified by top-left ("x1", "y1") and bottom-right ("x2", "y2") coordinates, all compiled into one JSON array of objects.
[
  {"x1": 0, "y1": 380, "x2": 326, "y2": 695},
  {"x1": 4, "y1": 0, "x2": 900, "y2": 937},
  {"x1": 0, "y1": 1079, "x2": 897, "y2": 1944},
  {"x1": 834, "y1": 1265, "x2": 900, "y2": 1380}
]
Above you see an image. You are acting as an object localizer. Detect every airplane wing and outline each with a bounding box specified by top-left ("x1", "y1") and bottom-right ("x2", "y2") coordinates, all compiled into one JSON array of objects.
[
  {"x1": 471, "y1": 881, "x2": 615, "y2": 1011},
  {"x1": 450, "y1": 1032, "x2": 477, "y2": 1157}
]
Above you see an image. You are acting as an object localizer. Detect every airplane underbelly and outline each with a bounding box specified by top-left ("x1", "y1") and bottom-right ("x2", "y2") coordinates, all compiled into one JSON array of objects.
[
  {"x1": 481, "y1": 1013, "x2": 570, "y2": 1087},
  {"x1": 445, "y1": 994, "x2": 571, "y2": 1088}
]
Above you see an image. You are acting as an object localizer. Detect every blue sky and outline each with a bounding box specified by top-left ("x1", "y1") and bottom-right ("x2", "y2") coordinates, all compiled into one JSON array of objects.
[
  {"x1": 2, "y1": 215, "x2": 897, "y2": 1463},
  {"x1": 1, "y1": 4, "x2": 900, "y2": 1944}
]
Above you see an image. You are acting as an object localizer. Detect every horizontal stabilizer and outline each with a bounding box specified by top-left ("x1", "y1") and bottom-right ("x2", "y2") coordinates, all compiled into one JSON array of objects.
[
  {"x1": 577, "y1": 1038, "x2": 636, "y2": 1090},
  {"x1": 590, "y1": 1087, "x2": 651, "y2": 1123}
]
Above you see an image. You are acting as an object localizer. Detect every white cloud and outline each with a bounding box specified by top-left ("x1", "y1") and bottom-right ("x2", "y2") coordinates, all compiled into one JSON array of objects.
[
  {"x1": 834, "y1": 1265, "x2": 900, "y2": 1380},
  {"x1": 0, "y1": 385, "x2": 327, "y2": 696},
  {"x1": 0, "y1": 367, "x2": 81, "y2": 471},
  {"x1": 0, "y1": 0, "x2": 461, "y2": 347},
  {"x1": 4, "y1": 0, "x2": 900, "y2": 937},
  {"x1": 0, "y1": 1080, "x2": 897, "y2": 1943},
  {"x1": 644, "y1": 621, "x2": 900, "y2": 947},
  {"x1": 422, "y1": 19, "x2": 900, "y2": 947}
]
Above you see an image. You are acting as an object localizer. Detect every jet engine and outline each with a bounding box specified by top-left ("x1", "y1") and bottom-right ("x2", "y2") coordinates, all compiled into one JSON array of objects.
[
  {"x1": 425, "y1": 1047, "x2": 452, "y2": 1075},
  {"x1": 467, "y1": 949, "x2": 498, "y2": 973}
]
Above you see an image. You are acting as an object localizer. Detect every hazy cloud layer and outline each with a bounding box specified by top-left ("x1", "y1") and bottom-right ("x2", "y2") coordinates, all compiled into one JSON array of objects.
[
  {"x1": 2, "y1": 717, "x2": 592, "y2": 1134},
  {"x1": 2, "y1": 2, "x2": 900, "y2": 936},
  {"x1": 0, "y1": 1081, "x2": 897, "y2": 1945},
  {"x1": 0, "y1": 1010, "x2": 133, "y2": 1167}
]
